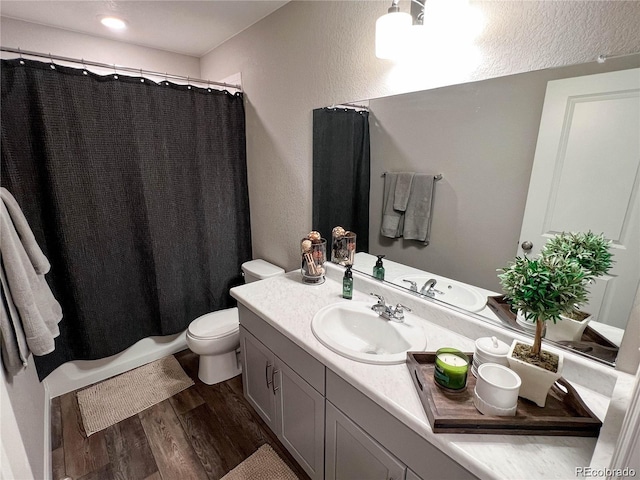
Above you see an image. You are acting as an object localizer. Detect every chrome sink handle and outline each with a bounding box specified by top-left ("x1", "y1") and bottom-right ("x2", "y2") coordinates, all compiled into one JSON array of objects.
[
  {"x1": 394, "y1": 303, "x2": 411, "y2": 315},
  {"x1": 370, "y1": 292, "x2": 386, "y2": 306},
  {"x1": 402, "y1": 279, "x2": 418, "y2": 292},
  {"x1": 370, "y1": 292, "x2": 388, "y2": 315},
  {"x1": 390, "y1": 303, "x2": 411, "y2": 322}
]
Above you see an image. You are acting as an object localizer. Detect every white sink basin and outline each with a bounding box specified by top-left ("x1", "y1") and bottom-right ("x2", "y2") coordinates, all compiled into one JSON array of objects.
[
  {"x1": 311, "y1": 302, "x2": 427, "y2": 364},
  {"x1": 392, "y1": 275, "x2": 487, "y2": 313}
]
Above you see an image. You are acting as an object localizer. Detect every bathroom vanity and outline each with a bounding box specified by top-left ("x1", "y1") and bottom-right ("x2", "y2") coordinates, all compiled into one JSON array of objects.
[{"x1": 230, "y1": 265, "x2": 635, "y2": 480}]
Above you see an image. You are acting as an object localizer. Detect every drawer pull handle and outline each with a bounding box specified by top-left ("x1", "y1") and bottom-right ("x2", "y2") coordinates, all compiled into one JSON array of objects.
[
  {"x1": 272, "y1": 369, "x2": 280, "y2": 394},
  {"x1": 265, "y1": 362, "x2": 273, "y2": 387}
]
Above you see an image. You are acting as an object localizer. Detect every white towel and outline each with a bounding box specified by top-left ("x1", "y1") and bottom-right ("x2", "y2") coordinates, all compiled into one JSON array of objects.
[{"x1": 403, "y1": 174, "x2": 436, "y2": 245}]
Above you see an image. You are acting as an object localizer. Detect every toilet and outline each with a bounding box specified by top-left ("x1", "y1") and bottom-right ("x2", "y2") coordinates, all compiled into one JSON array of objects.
[{"x1": 186, "y1": 259, "x2": 285, "y2": 385}]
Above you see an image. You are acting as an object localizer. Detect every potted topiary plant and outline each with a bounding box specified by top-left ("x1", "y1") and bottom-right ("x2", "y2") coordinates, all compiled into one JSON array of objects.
[
  {"x1": 498, "y1": 255, "x2": 588, "y2": 407},
  {"x1": 541, "y1": 231, "x2": 613, "y2": 342}
]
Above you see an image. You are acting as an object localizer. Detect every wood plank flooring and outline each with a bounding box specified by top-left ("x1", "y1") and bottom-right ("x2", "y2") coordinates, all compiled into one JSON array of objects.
[{"x1": 51, "y1": 350, "x2": 311, "y2": 480}]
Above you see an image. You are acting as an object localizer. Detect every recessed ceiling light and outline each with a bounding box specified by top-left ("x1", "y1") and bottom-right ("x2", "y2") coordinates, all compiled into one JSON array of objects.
[{"x1": 99, "y1": 16, "x2": 127, "y2": 30}]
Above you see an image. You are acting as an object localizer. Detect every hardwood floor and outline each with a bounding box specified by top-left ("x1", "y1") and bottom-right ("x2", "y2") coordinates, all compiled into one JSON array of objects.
[{"x1": 51, "y1": 350, "x2": 311, "y2": 480}]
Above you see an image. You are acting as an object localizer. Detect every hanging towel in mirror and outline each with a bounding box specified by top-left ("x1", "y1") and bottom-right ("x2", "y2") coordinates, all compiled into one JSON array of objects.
[
  {"x1": 393, "y1": 172, "x2": 414, "y2": 211},
  {"x1": 380, "y1": 173, "x2": 403, "y2": 238},
  {"x1": 403, "y1": 174, "x2": 436, "y2": 245}
]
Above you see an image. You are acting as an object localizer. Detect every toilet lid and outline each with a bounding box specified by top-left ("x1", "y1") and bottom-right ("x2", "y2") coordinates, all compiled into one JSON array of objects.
[{"x1": 188, "y1": 307, "x2": 239, "y2": 339}]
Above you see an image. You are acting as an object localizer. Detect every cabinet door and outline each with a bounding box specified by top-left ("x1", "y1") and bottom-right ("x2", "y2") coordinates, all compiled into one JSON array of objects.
[
  {"x1": 240, "y1": 328, "x2": 278, "y2": 433},
  {"x1": 274, "y1": 359, "x2": 325, "y2": 480},
  {"x1": 325, "y1": 401, "x2": 406, "y2": 480}
]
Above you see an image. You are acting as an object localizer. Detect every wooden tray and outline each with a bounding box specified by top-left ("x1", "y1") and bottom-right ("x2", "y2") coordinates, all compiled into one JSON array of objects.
[
  {"x1": 407, "y1": 352, "x2": 602, "y2": 436},
  {"x1": 486, "y1": 295, "x2": 618, "y2": 363}
]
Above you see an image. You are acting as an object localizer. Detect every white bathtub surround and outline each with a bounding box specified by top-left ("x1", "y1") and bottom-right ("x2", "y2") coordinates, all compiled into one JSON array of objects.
[
  {"x1": 231, "y1": 264, "x2": 636, "y2": 480},
  {"x1": 44, "y1": 331, "x2": 187, "y2": 398}
]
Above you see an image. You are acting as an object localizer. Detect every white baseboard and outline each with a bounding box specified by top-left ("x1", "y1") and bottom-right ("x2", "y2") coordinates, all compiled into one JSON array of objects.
[{"x1": 43, "y1": 381, "x2": 52, "y2": 480}]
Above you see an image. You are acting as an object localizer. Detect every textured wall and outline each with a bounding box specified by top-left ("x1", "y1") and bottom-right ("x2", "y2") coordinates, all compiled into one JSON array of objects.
[
  {"x1": 200, "y1": 0, "x2": 640, "y2": 272},
  {"x1": 1, "y1": 17, "x2": 200, "y2": 78}
]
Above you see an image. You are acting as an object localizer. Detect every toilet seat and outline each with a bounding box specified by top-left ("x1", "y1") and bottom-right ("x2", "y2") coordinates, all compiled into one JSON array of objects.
[{"x1": 187, "y1": 307, "x2": 239, "y2": 340}]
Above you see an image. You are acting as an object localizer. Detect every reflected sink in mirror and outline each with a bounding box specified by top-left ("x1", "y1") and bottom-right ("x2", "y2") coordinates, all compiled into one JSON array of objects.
[
  {"x1": 311, "y1": 301, "x2": 427, "y2": 364},
  {"x1": 391, "y1": 275, "x2": 487, "y2": 313}
]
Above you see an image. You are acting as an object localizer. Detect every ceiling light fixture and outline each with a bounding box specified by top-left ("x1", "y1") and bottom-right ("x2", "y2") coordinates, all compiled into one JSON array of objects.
[{"x1": 99, "y1": 16, "x2": 128, "y2": 30}]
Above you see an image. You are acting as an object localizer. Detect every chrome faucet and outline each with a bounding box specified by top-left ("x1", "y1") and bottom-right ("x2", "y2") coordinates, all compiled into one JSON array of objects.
[
  {"x1": 370, "y1": 293, "x2": 411, "y2": 322},
  {"x1": 420, "y1": 278, "x2": 440, "y2": 297}
]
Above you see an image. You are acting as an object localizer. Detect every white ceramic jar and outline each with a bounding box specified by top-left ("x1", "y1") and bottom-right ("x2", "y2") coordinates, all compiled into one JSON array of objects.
[
  {"x1": 474, "y1": 363, "x2": 521, "y2": 416},
  {"x1": 473, "y1": 336, "x2": 510, "y2": 376}
]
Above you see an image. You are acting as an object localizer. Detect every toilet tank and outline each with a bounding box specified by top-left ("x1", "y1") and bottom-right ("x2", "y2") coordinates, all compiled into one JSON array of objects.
[{"x1": 241, "y1": 259, "x2": 285, "y2": 283}]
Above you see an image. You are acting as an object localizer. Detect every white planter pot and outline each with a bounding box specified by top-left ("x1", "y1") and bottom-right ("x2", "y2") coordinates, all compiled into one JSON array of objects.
[
  {"x1": 545, "y1": 312, "x2": 592, "y2": 343},
  {"x1": 506, "y1": 340, "x2": 563, "y2": 407},
  {"x1": 515, "y1": 311, "x2": 544, "y2": 335}
]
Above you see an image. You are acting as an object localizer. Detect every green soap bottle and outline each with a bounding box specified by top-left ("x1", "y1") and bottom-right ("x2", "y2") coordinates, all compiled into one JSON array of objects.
[
  {"x1": 342, "y1": 265, "x2": 353, "y2": 299},
  {"x1": 373, "y1": 255, "x2": 385, "y2": 280}
]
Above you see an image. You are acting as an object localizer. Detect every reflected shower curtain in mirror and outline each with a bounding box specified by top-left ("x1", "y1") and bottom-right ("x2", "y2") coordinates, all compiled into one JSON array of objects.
[
  {"x1": 1, "y1": 59, "x2": 252, "y2": 380},
  {"x1": 313, "y1": 107, "x2": 370, "y2": 252}
]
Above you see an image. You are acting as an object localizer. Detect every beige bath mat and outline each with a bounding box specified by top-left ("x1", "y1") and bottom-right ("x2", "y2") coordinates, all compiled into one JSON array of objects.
[
  {"x1": 76, "y1": 355, "x2": 194, "y2": 436},
  {"x1": 221, "y1": 444, "x2": 299, "y2": 480}
]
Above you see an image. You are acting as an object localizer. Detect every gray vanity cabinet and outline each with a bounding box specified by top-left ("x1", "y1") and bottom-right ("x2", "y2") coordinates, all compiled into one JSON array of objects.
[
  {"x1": 240, "y1": 328, "x2": 278, "y2": 431},
  {"x1": 239, "y1": 317, "x2": 325, "y2": 480},
  {"x1": 325, "y1": 401, "x2": 406, "y2": 480},
  {"x1": 237, "y1": 303, "x2": 474, "y2": 480}
]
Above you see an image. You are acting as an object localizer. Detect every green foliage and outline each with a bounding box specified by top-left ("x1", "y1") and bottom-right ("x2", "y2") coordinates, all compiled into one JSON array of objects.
[
  {"x1": 498, "y1": 255, "x2": 588, "y2": 324},
  {"x1": 542, "y1": 231, "x2": 613, "y2": 279}
]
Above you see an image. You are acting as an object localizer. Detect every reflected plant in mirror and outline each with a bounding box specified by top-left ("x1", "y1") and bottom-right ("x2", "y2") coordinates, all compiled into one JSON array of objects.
[{"x1": 313, "y1": 53, "x2": 640, "y2": 367}]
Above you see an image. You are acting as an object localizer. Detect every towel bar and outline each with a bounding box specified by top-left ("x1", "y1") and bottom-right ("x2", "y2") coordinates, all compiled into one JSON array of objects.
[{"x1": 381, "y1": 172, "x2": 443, "y2": 181}]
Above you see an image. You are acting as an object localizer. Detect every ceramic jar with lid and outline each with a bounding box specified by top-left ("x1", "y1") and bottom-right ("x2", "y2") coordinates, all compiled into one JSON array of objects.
[{"x1": 472, "y1": 336, "x2": 510, "y2": 377}]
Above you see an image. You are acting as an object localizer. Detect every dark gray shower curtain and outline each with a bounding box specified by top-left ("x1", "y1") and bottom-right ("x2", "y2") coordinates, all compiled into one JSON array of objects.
[
  {"x1": 312, "y1": 107, "x2": 370, "y2": 251},
  {"x1": 1, "y1": 59, "x2": 252, "y2": 380}
]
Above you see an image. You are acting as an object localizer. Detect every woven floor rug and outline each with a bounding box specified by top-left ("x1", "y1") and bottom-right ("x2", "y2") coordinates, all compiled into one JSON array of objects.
[
  {"x1": 221, "y1": 444, "x2": 299, "y2": 480},
  {"x1": 76, "y1": 355, "x2": 194, "y2": 436}
]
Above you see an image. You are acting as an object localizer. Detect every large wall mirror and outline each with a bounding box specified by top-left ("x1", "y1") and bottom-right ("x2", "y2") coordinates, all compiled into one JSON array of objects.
[{"x1": 313, "y1": 53, "x2": 640, "y2": 367}]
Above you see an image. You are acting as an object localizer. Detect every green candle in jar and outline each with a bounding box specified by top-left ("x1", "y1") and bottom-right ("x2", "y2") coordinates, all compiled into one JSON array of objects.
[{"x1": 434, "y1": 348, "x2": 469, "y2": 391}]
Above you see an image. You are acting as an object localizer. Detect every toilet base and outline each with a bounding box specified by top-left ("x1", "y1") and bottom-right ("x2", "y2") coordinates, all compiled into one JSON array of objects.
[{"x1": 198, "y1": 348, "x2": 242, "y2": 385}]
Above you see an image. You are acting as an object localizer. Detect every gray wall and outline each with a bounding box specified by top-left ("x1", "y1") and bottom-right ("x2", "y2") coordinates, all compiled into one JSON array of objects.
[
  {"x1": 368, "y1": 56, "x2": 640, "y2": 292},
  {"x1": 200, "y1": 0, "x2": 640, "y2": 273}
]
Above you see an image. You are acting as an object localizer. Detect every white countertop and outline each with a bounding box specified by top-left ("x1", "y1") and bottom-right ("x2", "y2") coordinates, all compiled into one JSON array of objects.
[{"x1": 230, "y1": 268, "x2": 633, "y2": 480}]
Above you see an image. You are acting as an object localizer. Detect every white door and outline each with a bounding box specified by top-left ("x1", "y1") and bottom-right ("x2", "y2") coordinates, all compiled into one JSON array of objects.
[{"x1": 518, "y1": 68, "x2": 640, "y2": 330}]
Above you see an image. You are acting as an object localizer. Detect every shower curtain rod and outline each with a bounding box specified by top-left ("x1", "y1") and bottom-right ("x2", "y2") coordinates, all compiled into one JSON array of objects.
[{"x1": 0, "y1": 46, "x2": 243, "y2": 92}]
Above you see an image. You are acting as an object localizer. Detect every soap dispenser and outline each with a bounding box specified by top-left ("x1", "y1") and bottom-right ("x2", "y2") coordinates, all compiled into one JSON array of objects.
[
  {"x1": 373, "y1": 255, "x2": 385, "y2": 281},
  {"x1": 342, "y1": 265, "x2": 353, "y2": 299}
]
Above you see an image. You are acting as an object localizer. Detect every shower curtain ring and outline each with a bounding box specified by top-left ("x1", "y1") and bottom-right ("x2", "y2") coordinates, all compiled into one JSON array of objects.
[
  {"x1": 18, "y1": 48, "x2": 24, "y2": 65},
  {"x1": 113, "y1": 64, "x2": 118, "y2": 80},
  {"x1": 140, "y1": 68, "x2": 144, "y2": 82},
  {"x1": 207, "y1": 80, "x2": 212, "y2": 92},
  {"x1": 49, "y1": 53, "x2": 55, "y2": 69},
  {"x1": 82, "y1": 58, "x2": 88, "y2": 75},
  {"x1": 164, "y1": 72, "x2": 168, "y2": 86},
  {"x1": 187, "y1": 76, "x2": 192, "y2": 90}
]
